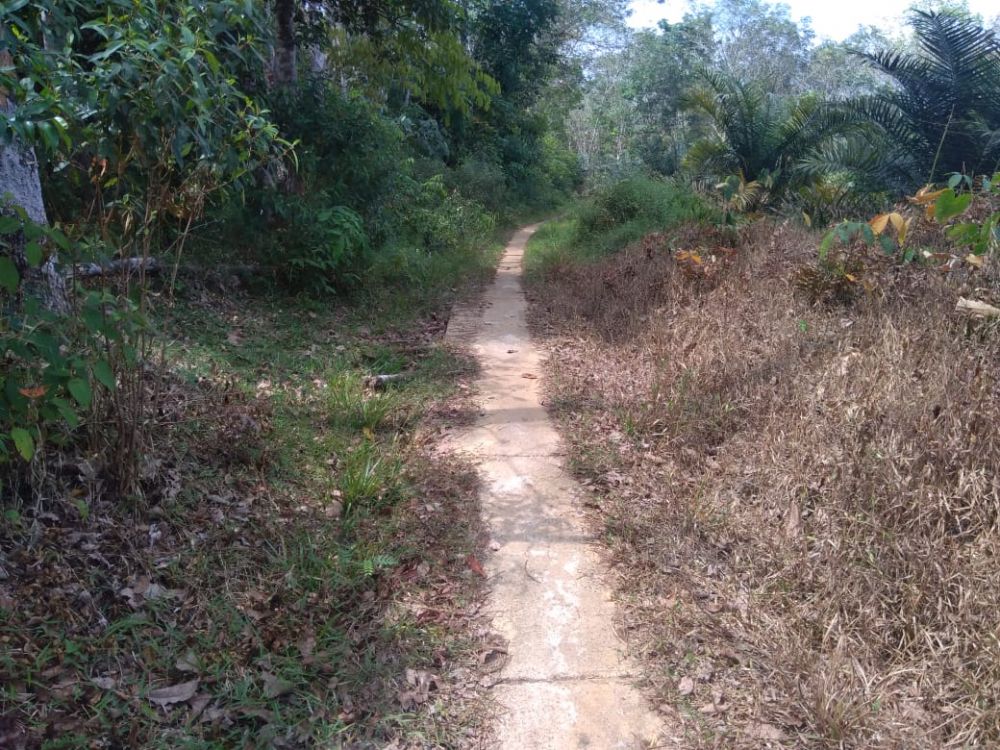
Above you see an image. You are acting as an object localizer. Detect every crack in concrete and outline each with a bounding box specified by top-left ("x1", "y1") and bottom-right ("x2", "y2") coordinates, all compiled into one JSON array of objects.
[{"x1": 492, "y1": 673, "x2": 641, "y2": 685}]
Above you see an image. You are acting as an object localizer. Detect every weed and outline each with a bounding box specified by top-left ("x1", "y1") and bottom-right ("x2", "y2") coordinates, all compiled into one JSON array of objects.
[
  {"x1": 327, "y1": 373, "x2": 402, "y2": 433},
  {"x1": 525, "y1": 177, "x2": 720, "y2": 280},
  {"x1": 0, "y1": 285, "x2": 491, "y2": 748},
  {"x1": 338, "y1": 440, "x2": 402, "y2": 517}
]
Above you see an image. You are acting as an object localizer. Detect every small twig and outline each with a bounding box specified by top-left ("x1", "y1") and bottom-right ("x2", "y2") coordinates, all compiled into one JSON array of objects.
[{"x1": 522, "y1": 558, "x2": 540, "y2": 584}]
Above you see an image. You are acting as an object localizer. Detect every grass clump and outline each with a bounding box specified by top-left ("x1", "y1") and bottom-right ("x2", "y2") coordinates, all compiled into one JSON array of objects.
[{"x1": 525, "y1": 176, "x2": 720, "y2": 277}]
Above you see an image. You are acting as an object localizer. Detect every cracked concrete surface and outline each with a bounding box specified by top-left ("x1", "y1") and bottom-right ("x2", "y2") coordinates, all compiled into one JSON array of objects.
[{"x1": 444, "y1": 225, "x2": 664, "y2": 749}]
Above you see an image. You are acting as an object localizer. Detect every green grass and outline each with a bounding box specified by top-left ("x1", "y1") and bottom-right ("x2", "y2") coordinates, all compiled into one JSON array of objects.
[
  {"x1": 525, "y1": 176, "x2": 721, "y2": 277},
  {"x1": 0, "y1": 275, "x2": 490, "y2": 747}
]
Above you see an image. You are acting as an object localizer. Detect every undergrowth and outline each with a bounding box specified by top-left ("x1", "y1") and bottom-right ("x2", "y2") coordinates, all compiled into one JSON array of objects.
[
  {"x1": 527, "y1": 214, "x2": 1000, "y2": 748},
  {"x1": 524, "y1": 177, "x2": 721, "y2": 278},
  {"x1": 0, "y1": 280, "x2": 495, "y2": 748}
]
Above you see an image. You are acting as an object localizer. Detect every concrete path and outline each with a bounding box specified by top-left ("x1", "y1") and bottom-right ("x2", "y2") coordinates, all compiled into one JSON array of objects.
[{"x1": 444, "y1": 226, "x2": 663, "y2": 749}]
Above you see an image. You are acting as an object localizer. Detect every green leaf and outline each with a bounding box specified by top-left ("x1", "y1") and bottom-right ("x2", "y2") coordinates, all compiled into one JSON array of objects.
[
  {"x1": 10, "y1": 427, "x2": 34, "y2": 461},
  {"x1": 37, "y1": 121, "x2": 58, "y2": 152},
  {"x1": 67, "y1": 378, "x2": 93, "y2": 408},
  {"x1": 92, "y1": 360, "x2": 116, "y2": 390},
  {"x1": 947, "y1": 173, "x2": 963, "y2": 189},
  {"x1": 819, "y1": 230, "x2": 837, "y2": 260},
  {"x1": 934, "y1": 191, "x2": 972, "y2": 223},
  {"x1": 24, "y1": 241, "x2": 43, "y2": 267},
  {"x1": 47, "y1": 228, "x2": 71, "y2": 251},
  {"x1": 82, "y1": 305, "x2": 103, "y2": 332},
  {"x1": 0, "y1": 216, "x2": 21, "y2": 234},
  {"x1": 51, "y1": 398, "x2": 81, "y2": 429},
  {"x1": 0, "y1": 256, "x2": 19, "y2": 292},
  {"x1": 947, "y1": 223, "x2": 980, "y2": 245}
]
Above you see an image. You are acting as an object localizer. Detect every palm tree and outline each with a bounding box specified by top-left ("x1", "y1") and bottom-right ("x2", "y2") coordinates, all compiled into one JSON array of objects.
[
  {"x1": 848, "y1": 11, "x2": 1000, "y2": 183},
  {"x1": 681, "y1": 71, "x2": 852, "y2": 208}
]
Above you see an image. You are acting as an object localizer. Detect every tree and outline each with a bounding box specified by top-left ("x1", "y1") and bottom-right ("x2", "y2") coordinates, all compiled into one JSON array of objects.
[
  {"x1": 682, "y1": 71, "x2": 853, "y2": 205},
  {"x1": 704, "y1": 0, "x2": 814, "y2": 94},
  {"x1": 311, "y1": 0, "x2": 497, "y2": 114},
  {"x1": 274, "y1": 0, "x2": 298, "y2": 85},
  {"x1": 802, "y1": 28, "x2": 892, "y2": 99},
  {"x1": 0, "y1": 27, "x2": 69, "y2": 313},
  {"x1": 849, "y1": 10, "x2": 1000, "y2": 182},
  {"x1": 0, "y1": 105, "x2": 68, "y2": 313}
]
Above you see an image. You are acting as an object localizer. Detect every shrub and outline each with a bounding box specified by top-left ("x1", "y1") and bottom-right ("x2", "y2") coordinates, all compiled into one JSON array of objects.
[
  {"x1": 578, "y1": 176, "x2": 708, "y2": 233},
  {"x1": 272, "y1": 199, "x2": 370, "y2": 294},
  {"x1": 258, "y1": 81, "x2": 407, "y2": 246},
  {"x1": 448, "y1": 159, "x2": 509, "y2": 214},
  {"x1": 398, "y1": 175, "x2": 496, "y2": 255}
]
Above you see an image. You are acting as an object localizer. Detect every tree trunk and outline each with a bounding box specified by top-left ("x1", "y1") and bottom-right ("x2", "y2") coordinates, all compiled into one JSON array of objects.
[
  {"x1": 0, "y1": 99, "x2": 69, "y2": 314},
  {"x1": 274, "y1": 0, "x2": 298, "y2": 85}
]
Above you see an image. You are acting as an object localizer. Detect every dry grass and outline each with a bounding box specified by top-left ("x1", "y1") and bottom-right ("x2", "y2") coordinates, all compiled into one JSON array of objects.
[{"x1": 528, "y1": 220, "x2": 1000, "y2": 748}]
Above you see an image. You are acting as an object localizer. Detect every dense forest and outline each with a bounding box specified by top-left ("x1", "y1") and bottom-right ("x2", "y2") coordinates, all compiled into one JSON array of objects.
[{"x1": 1, "y1": 0, "x2": 1000, "y2": 747}]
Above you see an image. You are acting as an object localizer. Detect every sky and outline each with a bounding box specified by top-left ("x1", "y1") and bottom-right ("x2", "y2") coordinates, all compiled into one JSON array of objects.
[{"x1": 627, "y1": 0, "x2": 998, "y2": 41}]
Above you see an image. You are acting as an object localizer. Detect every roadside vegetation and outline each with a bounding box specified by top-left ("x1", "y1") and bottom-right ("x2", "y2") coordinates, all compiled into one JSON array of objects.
[
  {"x1": 527, "y1": 4, "x2": 1000, "y2": 748},
  {"x1": 0, "y1": 0, "x2": 615, "y2": 746},
  {"x1": 4, "y1": 0, "x2": 1000, "y2": 747}
]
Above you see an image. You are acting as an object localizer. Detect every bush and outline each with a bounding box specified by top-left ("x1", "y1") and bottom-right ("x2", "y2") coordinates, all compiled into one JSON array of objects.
[
  {"x1": 266, "y1": 81, "x2": 405, "y2": 241},
  {"x1": 397, "y1": 175, "x2": 496, "y2": 255},
  {"x1": 574, "y1": 176, "x2": 720, "y2": 250},
  {"x1": 578, "y1": 176, "x2": 704, "y2": 232},
  {"x1": 448, "y1": 159, "x2": 509, "y2": 214},
  {"x1": 271, "y1": 198, "x2": 370, "y2": 294}
]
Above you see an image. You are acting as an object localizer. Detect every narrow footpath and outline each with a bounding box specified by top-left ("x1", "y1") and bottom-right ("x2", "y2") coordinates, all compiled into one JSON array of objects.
[{"x1": 444, "y1": 225, "x2": 664, "y2": 749}]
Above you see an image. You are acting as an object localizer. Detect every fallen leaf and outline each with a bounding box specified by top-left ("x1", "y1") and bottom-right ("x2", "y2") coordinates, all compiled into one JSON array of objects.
[
  {"x1": 148, "y1": 679, "x2": 199, "y2": 708},
  {"x1": 18, "y1": 386, "x2": 47, "y2": 399},
  {"x1": 966, "y1": 253, "x2": 984, "y2": 268},
  {"x1": 239, "y1": 707, "x2": 275, "y2": 721},
  {"x1": 747, "y1": 722, "x2": 785, "y2": 741},
  {"x1": 226, "y1": 330, "x2": 243, "y2": 345},
  {"x1": 187, "y1": 693, "x2": 211, "y2": 723},
  {"x1": 92, "y1": 676, "x2": 117, "y2": 691},
  {"x1": 465, "y1": 554, "x2": 486, "y2": 578},
  {"x1": 298, "y1": 635, "x2": 316, "y2": 659},
  {"x1": 480, "y1": 647, "x2": 508, "y2": 669},
  {"x1": 785, "y1": 500, "x2": 802, "y2": 539},
  {"x1": 398, "y1": 669, "x2": 438, "y2": 710},
  {"x1": 261, "y1": 671, "x2": 293, "y2": 699},
  {"x1": 175, "y1": 650, "x2": 199, "y2": 673},
  {"x1": 678, "y1": 676, "x2": 695, "y2": 696}
]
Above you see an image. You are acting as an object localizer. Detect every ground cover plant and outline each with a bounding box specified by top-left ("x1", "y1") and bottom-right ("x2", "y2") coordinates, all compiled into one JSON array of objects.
[
  {"x1": 525, "y1": 182, "x2": 1000, "y2": 747},
  {"x1": 525, "y1": 176, "x2": 721, "y2": 277},
  {"x1": 0, "y1": 0, "x2": 599, "y2": 743},
  {"x1": 0, "y1": 271, "x2": 506, "y2": 747}
]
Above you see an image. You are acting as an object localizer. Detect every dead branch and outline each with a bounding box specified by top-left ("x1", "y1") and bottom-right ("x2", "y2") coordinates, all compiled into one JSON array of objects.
[{"x1": 956, "y1": 297, "x2": 1000, "y2": 318}]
